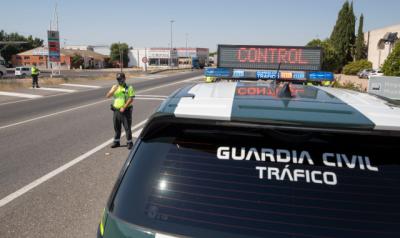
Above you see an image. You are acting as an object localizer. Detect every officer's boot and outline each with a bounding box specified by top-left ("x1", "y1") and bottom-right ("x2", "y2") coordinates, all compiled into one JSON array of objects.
[
  {"x1": 127, "y1": 142, "x2": 133, "y2": 150},
  {"x1": 110, "y1": 142, "x2": 120, "y2": 148}
]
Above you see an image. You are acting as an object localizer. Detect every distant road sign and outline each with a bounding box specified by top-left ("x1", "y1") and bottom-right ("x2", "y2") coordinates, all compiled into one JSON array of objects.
[{"x1": 142, "y1": 57, "x2": 148, "y2": 63}]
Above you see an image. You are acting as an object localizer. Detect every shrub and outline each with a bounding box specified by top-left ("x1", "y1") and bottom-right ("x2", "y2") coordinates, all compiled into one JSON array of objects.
[
  {"x1": 342, "y1": 60, "x2": 372, "y2": 75},
  {"x1": 382, "y1": 42, "x2": 400, "y2": 76}
]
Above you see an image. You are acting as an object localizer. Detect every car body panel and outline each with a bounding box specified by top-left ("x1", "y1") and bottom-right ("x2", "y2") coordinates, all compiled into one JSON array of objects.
[{"x1": 157, "y1": 82, "x2": 400, "y2": 131}]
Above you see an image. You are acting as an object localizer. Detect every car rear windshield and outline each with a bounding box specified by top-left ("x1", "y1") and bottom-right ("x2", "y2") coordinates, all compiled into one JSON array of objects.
[{"x1": 112, "y1": 122, "x2": 400, "y2": 238}]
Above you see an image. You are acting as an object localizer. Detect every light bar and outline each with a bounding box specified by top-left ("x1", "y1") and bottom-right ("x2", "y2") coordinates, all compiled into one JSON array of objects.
[{"x1": 205, "y1": 68, "x2": 334, "y2": 82}]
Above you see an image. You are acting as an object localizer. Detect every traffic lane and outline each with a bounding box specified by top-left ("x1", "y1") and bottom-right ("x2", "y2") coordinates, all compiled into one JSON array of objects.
[
  {"x1": 0, "y1": 77, "x2": 139, "y2": 106},
  {"x1": 0, "y1": 78, "x2": 199, "y2": 199},
  {"x1": 0, "y1": 135, "x2": 130, "y2": 238},
  {"x1": 0, "y1": 71, "x2": 202, "y2": 127}
]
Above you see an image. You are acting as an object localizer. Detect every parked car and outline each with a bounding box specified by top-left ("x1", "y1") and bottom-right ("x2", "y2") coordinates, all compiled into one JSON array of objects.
[
  {"x1": 368, "y1": 69, "x2": 384, "y2": 78},
  {"x1": 15, "y1": 67, "x2": 32, "y2": 78},
  {"x1": 357, "y1": 69, "x2": 371, "y2": 78}
]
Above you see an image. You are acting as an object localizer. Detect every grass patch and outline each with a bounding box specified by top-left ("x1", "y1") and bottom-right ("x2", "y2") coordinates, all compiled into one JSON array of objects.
[
  {"x1": 0, "y1": 77, "x2": 68, "y2": 91},
  {"x1": 333, "y1": 80, "x2": 364, "y2": 91}
]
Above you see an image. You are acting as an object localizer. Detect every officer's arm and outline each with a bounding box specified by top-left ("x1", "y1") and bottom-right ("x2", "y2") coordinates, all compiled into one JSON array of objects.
[
  {"x1": 106, "y1": 85, "x2": 118, "y2": 98},
  {"x1": 123, "y1": 98, "x2": 133, "y2": 109}
]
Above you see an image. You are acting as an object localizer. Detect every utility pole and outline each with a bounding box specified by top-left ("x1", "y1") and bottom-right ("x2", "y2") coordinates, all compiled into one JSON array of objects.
[
  {"x1": 119, "y1": 41, "x2": 123, "y2": 72},
  {"x1": 185, "y1": 33, "x2": 188, "y2": 66},
  {"x1": 170, "y1": 20, "x2": 174, "y2": 68}
]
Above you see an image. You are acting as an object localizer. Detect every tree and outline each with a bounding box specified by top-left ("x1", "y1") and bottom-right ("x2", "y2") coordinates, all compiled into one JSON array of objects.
[
  {"x1": 329, "y1": 1, "x2": 356, "y2": 70},
  {"x1": 306, "y1": 39, "x2": 340, "y2": 72},
  {"x1": 355, "y1": 14, "x2": 367, "y2": 60},
  {"x1": 382, "y1": 42, "x2": 400, "y2": 76},
  {"x1": 0, "y1": 30, "x2": 44, "y2": 62},
  {"x1": 110, "y1": 43, "x2": 129, "y2": 68},
  {"x1": 342, "y1": 59, "x2": 372, "y2": 75},
  {"x1": 71, "y1": 54, "x2": 84, "y2": 69}
]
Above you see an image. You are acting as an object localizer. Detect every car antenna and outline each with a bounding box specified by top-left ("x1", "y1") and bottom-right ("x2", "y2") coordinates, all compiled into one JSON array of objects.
[{"x1": 273, "y1": 62, "x2": 282, "y2": 95}]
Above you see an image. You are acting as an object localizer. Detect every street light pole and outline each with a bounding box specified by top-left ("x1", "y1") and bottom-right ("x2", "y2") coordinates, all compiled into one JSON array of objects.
[
  {"x1": 170, "y1": 20, "x2": 174, "y2": 68},
  {"x1": 185, "y1": 33, "x2": 188, "y2": 66},
  {"x1": 119, "y1": 41, "x2": 123, "y2": 72}
]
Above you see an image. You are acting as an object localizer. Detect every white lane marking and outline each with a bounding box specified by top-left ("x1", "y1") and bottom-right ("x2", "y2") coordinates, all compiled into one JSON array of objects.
[
  {"x1": 61, "y1": 83, "x2": 101, "y2": 89},
  {"x1": 136, "y1": 94, "x2": 168, "y2": 98},
  {"x1": 0, "y1": 92, "x2": 71, "y2": 107},
  {"x1": 145, "y1": 74, "x2": 165, "y2": 79},
  {"x1": 135, "y1": 98, "x2": 165, "y2": 101},
  {"x1": 132, "y1": 128, "x2": 142, "y2": 138},
  {"x1": 35, "y1": 87, "x2": 77, "y2": 93},
  {"x1": 0, "y1": 99, "x2": 109, "y2": 130},
  {"x1": 138, "y1": 76, "x2": 202, "y2": 93},
  {"x1": 0, "y1": 76, "x2": 201, "y2": 130},
  {"x1": 0, "y1": 91, "x2": 43, "y2": 99},
  {"x1": 0, "y1": 120, "x2": 147, "y2": 208}
]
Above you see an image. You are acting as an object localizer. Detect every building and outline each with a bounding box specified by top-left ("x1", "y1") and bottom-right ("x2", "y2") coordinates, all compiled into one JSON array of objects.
[
  {"x1": 175, "y1": 48, "x2": 209, "y2": 66},
  {"x1": 64, "y1": 45, "x2": 95, "y2": 51},
  {"x1": 128, "y1": 48, "x2": 178, "y2": 68},
  {"x1": 128, "y1": 47, "x2": 209, "y2": 68},
  {"x1": 365, "y1": 24, "x2": 400, "y2": 69},
  {"x1": 12, "y1": 46, "x2": 108, "y2": 69}
]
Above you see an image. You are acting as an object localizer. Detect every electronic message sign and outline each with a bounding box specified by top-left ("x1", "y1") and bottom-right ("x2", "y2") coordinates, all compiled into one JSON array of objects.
[{"x1": 218, "y1": 45, "x2": 322, "y2": 71}]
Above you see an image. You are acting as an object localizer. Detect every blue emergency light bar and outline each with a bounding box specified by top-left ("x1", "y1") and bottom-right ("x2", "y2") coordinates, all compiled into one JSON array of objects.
[{"x1": 205, "y1": 68, "x2": 334, "y2": 82}]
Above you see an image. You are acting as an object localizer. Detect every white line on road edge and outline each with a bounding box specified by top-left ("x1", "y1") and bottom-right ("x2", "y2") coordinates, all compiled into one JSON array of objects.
[
  {"x1": 0, "y1": 120, "x2": 147, "y2": 208},
  {"x1": 136, "y1": 94, "x2": 168, "y2": 98},
  {"x1": 0, "y1": 91, "x2": 43, "y2": 99},
  {"x1": 0, "y1": 76, "x2": 201, "y2": 131},
  {"x1": 138, "y1": 76, "x2": 202, "y2": 93},
  {"x1": 135, "y1": 98, "x2": 165, "y2": 101},
  {"x1": 35, "y1": 87, "x2": 77, "y2": 93},
  {"x1": 0, "y1": 99, "x2": 109, "y2": 130},
  {"x1": 61, "y1": 83, "x2": 101, "y2": 89}
]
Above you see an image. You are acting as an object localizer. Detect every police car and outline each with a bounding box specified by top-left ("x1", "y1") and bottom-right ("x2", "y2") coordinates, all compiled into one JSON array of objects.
[{"x1": 98, "y1": 45, "x2": 400, "y2": 238}]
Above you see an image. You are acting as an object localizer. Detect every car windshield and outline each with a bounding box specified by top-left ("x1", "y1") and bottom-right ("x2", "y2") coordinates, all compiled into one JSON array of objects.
[{"x1": 111, "y1": 122, "x2": 400, "y2": 238}]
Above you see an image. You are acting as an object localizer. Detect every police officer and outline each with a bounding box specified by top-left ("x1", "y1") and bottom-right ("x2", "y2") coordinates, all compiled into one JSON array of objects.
[
  {"x1": 205, "y1": 76, "x2": 215, "y2": 83},
  {"x1": 31, "y1": 64, "x2": 40, "y2": 88},
  {"x1": 106, "y1": 73, "x2": 135, "y2": 149}
]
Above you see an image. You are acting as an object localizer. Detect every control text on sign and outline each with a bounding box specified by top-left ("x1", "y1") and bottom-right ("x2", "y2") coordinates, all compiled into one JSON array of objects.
[
  {"x1": 237, "y1": 48, "x2": 309, "y2": 64},
  {"x1": 218, "y1": 44, "x2": 322, "y2": 71}
]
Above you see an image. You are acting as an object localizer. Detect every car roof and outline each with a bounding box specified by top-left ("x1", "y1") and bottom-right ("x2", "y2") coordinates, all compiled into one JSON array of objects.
[{"x1": 156, "y1": 82, "x2": 400, "y2": 132}]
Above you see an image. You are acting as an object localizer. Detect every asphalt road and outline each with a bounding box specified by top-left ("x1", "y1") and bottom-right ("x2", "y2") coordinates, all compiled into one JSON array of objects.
[{"x1": 0, "y1": 70, "x2": 203, "y2": 237}]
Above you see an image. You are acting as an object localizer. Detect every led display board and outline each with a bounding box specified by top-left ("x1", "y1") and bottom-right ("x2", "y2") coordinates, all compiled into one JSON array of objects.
[{"x1": 218, "y1": 45, "x2": 322, "y2": 71}]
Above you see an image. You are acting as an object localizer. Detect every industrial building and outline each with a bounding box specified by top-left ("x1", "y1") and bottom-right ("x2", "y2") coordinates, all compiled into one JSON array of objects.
[
  {"x1": 128, "y1": 47, "x2": 208, "y2": 68},
  {"x1": 13, "y1": 44, "x2": 210, "y2": 69},
  {"x1": 365, "y1": 23, "x2": 400, "y2": 69},
  {"x1": 176, "y1": 48, "x2": 209, "y2": 66},
  {"x1": 12, "y1": 46, "x2": 108, "y2": 69},
  {"x1": 129, "y1": 48, "x2": 178, "y2": 68}
]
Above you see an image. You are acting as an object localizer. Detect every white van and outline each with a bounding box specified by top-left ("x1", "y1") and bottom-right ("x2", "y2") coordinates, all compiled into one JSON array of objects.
[
  {"x1": 15, "y1": 67, "x2": 32, "y2": 78},
  {"x1": 0, "y1": 56, "x2": 7, "y2": 78}
]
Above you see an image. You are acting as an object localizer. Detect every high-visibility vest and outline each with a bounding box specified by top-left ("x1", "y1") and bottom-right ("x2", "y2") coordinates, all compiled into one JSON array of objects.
[
  {"x1": 112, "y1": 84, "x2": 135, "y2": 109},
  {"x1": 205, "y1": 76, "x2": 214, "y2": 83},
  {"x1": 31, "y1": 67, "x2": 39, "y2": 75},
  {"x1": 322, "y1": 81, "x2": 331, "y2": 86}
]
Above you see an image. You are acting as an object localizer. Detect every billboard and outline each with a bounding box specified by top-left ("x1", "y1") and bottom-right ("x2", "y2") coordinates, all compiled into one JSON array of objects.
[
  {"x1": 217, "y1": 44, "x2": 322, "y2": 71},
  {"x1": 47, "y1": 30, "x2": 60, "y2": 62}
]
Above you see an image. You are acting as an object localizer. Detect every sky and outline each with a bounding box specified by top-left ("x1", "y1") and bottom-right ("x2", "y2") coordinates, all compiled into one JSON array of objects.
[{"x1": 1, "y1": 0, "x2": 400, "y2": 52}]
